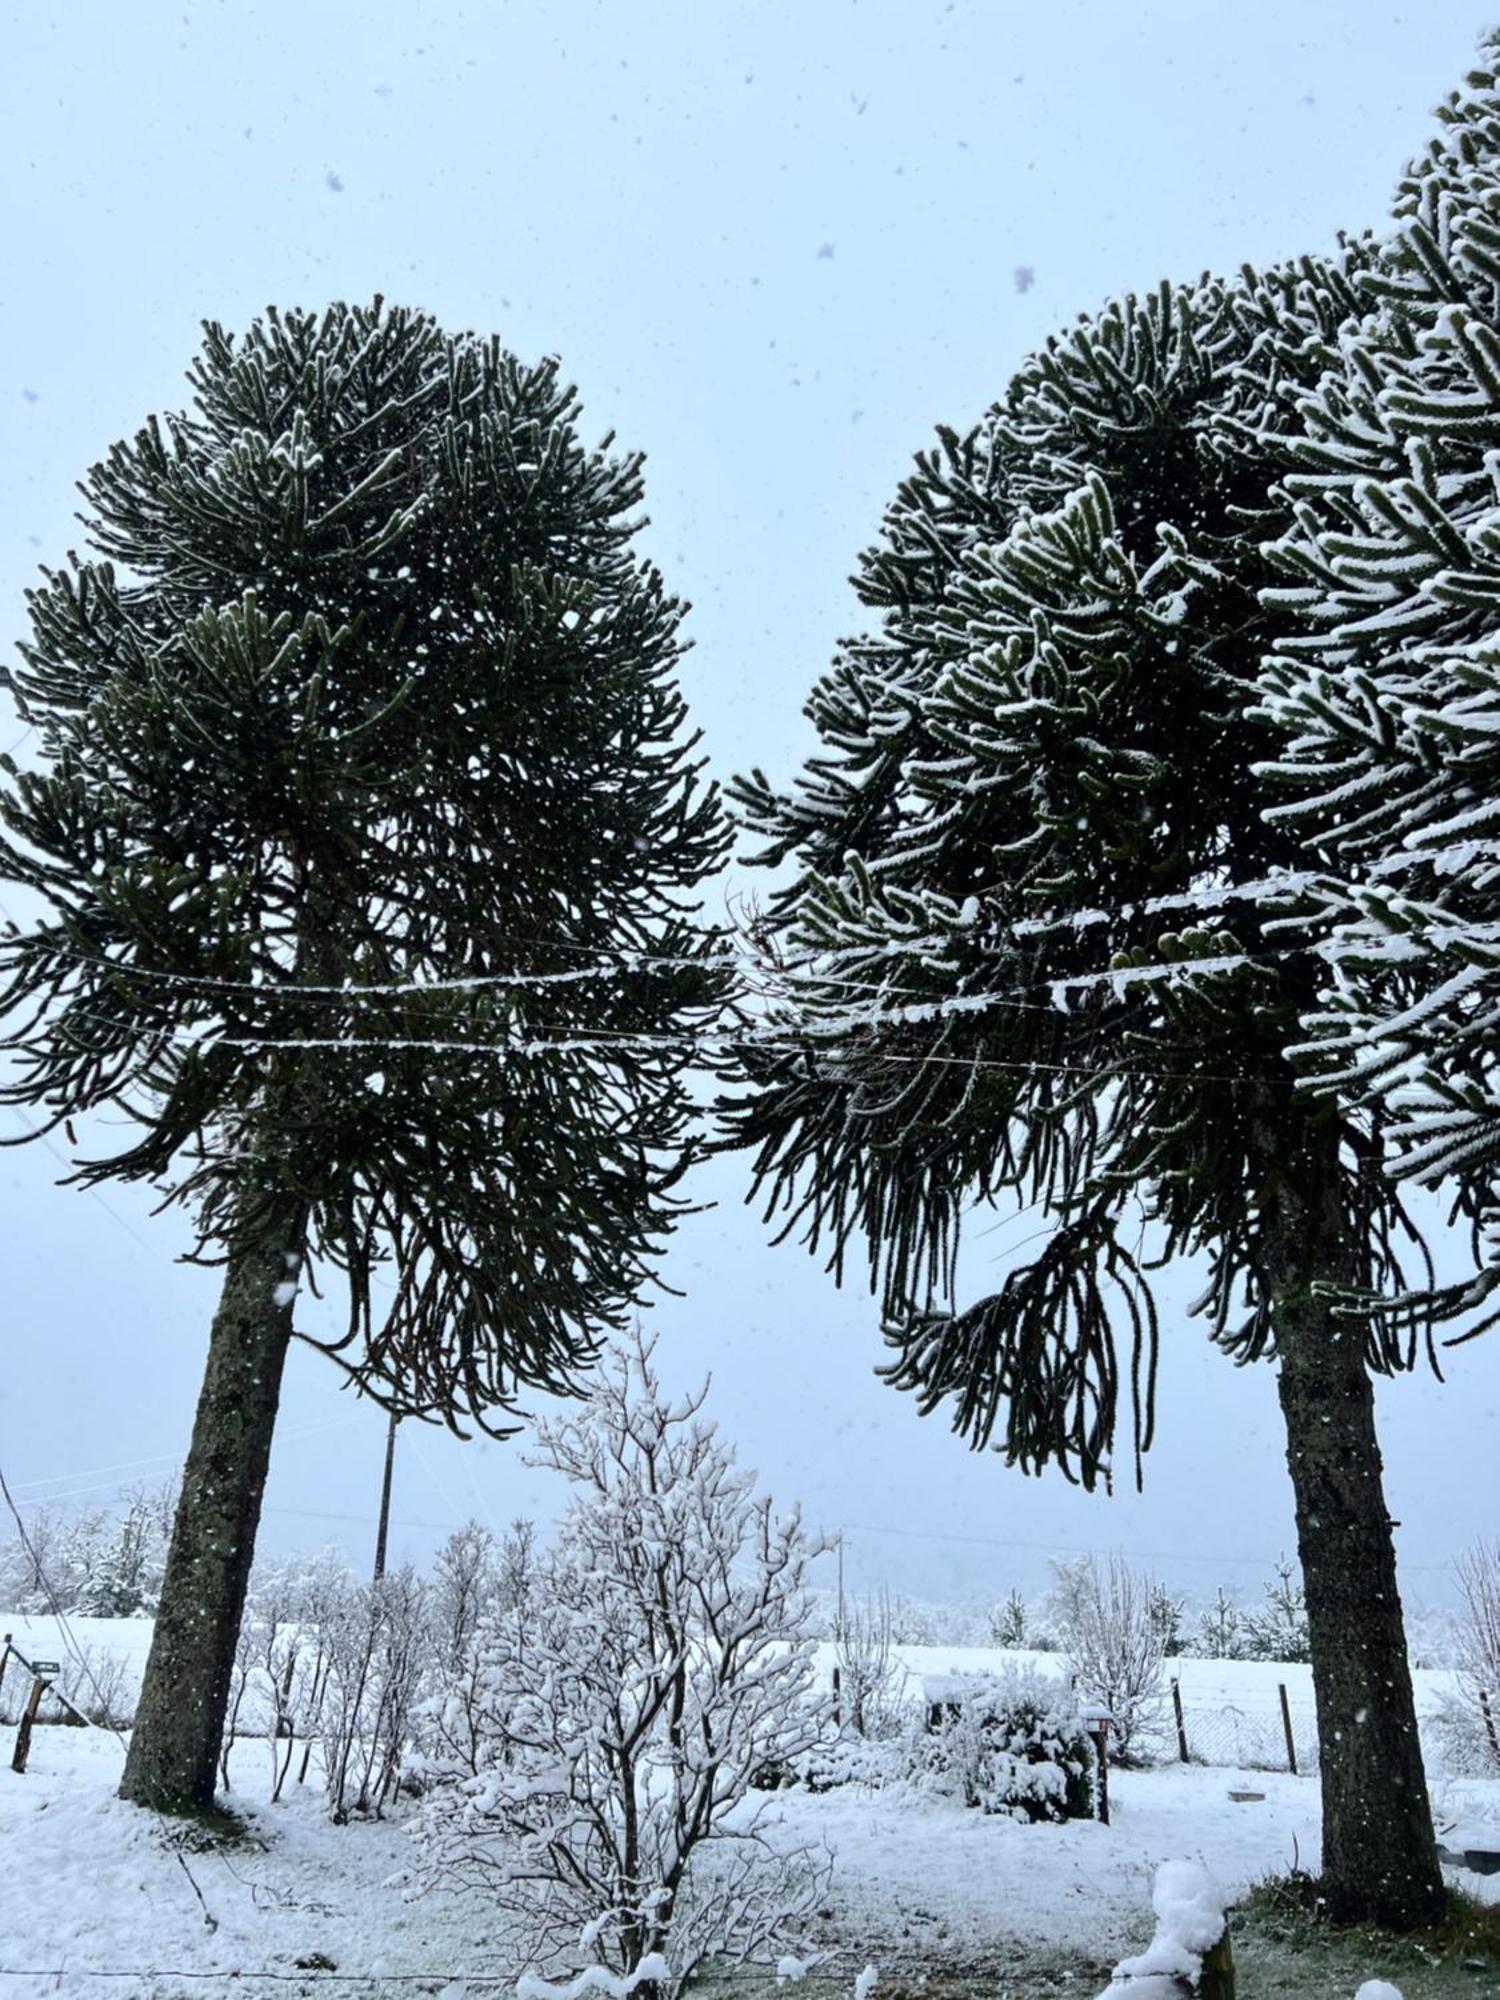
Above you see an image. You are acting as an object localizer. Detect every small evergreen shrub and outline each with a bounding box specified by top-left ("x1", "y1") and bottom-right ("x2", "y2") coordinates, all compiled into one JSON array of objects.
[{"x1": 916, "y1": 1667, "x2": 1095, "y2": 1822}]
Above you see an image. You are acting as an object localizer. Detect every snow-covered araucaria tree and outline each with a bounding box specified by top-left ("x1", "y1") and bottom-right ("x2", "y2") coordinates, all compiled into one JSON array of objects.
[
  {"x1": 724, "y1": 248, "x2": 1451, "y2": 1925},
  {"x1": 409, "y1": 1335, "x2": 829, "y2": 1999},
  {"x1": 1256, "y1": 39, "x2": 1500, "y2": 1299},
  {"x1": 0, "y1": 300, "x2": 727, "y2": 1812}
]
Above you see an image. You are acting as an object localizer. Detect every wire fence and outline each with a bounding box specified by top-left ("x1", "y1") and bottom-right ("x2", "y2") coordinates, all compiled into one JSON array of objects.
[{"x1": 1166, "y1": 1674, "x2": 1320, "y2": 1775}]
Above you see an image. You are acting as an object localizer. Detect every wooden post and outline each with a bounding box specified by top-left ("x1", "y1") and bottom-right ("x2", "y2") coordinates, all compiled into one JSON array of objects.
[
  {"x1": 0, "y1": 1638, "x2": 12, "y2": 1718},
  {"x1": 831, "y1": 1663, "x2": 842, "y2": 1731},
  {"x1": 1172, "y1": 1677, "x2": 1189, "y2": 1763},
  {"x1": 1476, "y1": 1688, "x2": 1500, "y2": 1767},
  {"x1": 1094, "y1": 1719, "x2": 1110, "y2": 1827},
  {"x1": 11, "y1": 1676, "x2": 47, "y2": 1775},
  {"x1": 373, "y1": 1410, "x2": 399, "y2": 1584},
  {"x1": 1199, "y1": 1919, "x2": 1236, "y2": 1999},
  {"x1": 1278, "y1": 1682, "x2": 1298, "y2": 1776}
]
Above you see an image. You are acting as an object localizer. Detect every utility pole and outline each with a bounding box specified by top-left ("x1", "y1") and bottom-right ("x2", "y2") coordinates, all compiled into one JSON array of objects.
[{"x1": 373, "y1": 1411, "x2": 400, "y2": 1583}]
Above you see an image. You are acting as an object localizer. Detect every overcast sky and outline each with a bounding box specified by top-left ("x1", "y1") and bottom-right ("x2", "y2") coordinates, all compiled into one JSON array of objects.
[{"x1": 2, "y1": 1, "x2": 1496, "y2": 1613}]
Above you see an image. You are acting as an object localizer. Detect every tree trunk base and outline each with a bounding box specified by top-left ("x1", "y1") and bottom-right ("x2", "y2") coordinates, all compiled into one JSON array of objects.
[{"x1": 120, "y1": 1215, "x2": 303, "y2": 1813}]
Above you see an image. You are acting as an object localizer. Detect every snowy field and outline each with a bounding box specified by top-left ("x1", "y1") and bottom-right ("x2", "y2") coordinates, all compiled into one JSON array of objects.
[
  {"x1": 3, "y1": 1617, "x2": 1470, "y2": 1752},
  {"x1": 1, "y1": 1628, "x2": 1496, "y2": 1999}
]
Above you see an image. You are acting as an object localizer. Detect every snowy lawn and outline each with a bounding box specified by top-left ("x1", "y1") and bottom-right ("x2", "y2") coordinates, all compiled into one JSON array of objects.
[{"x1": 3, "y1": 1720, "x2": 1496, "y2": 2000}]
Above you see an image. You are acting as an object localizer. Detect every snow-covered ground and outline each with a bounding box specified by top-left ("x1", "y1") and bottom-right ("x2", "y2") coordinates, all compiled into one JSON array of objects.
[{"x1": 1, "y1": 1634, "x2": 1496, "y2": 1999}]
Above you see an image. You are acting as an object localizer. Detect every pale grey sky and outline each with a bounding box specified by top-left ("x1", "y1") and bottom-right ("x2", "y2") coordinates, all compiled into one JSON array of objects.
[{"x1": 2, "y1": 1, "x2": 1495, "y2": 1610}]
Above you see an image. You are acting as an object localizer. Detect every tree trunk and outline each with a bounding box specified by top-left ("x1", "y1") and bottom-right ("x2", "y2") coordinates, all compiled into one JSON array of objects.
[
  {"x1": 119, "y1": 1203, "x2": 305, "y2": 1812},
  {"x1": 1259, "y1": 1106, "x2": 1445, "y2": 1931}
]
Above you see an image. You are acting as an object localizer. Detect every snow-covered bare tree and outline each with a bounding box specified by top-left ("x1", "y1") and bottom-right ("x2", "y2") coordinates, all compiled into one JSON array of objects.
[
  {"x1": 0, "y1": 299, "x2": 727, "y2": 1812},
  {"x1": 430, "y1": 1521, "x2": 498, "y2": 1673},
  {"x1": 1049, "y1": 1554, "x2": 1165, "y2": 1765},
  {"x1": 1454, "y1": 1539, "x2": 1500, "y2": 1770},
  {"x1": 409, "y1": 1335, "x2": 830, "y2": 1999},
  {"x1": 0, "y1": 1501, "x2": 65, "y2": 1614}
]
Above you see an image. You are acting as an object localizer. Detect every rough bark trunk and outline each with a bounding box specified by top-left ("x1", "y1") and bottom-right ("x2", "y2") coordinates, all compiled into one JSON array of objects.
[
  {"x1": 119, "y1": 1202, "x2": 305, "y2": 1812},
  {"x1": 1257, "y1": 1101, "x2": 1445, "y2": 1930}
]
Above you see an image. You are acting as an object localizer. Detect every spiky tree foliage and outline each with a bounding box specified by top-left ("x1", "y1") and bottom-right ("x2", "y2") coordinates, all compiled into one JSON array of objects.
[
  {"x1": 725, "y1": 254, "x2": 1448, "y2": 1926},
  {"x1": 0, "y1": 300, "x2": 726, "y2": 1810},
  {"x1": 1257, "y1": 37, "x2": 1500, "y2": 1290}
]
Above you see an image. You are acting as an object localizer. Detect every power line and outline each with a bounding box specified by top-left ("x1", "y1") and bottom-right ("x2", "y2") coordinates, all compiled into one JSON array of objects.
[
  {"x1": 4, "y1": 1106, "x2": 160, "y2": 1262},
  {"x1": 10, "y1": 1413, "x2": 365, "y2": 1505},
  {"x1": 0, "y1": 877, "x2": 1360, "y2": 1015},
  {"x1": 52, "y1": 1011, "x2": 1295, "y2": 1093},
  {"x1": 833, "y1": 1515, "x2": 1457, "y2": 1577}
]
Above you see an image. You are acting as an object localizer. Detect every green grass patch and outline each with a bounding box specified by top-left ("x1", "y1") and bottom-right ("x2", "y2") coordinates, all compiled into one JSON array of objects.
[
  {"x1": 1233, "y1": 1871, "x2": 1500, "y2": 1996},
  {"x1": 152, "y1": 1796, "x2": 265, "y2": 1850}
]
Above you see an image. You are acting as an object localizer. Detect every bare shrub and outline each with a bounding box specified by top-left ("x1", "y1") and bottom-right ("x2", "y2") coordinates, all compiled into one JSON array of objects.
[
  {"x1": 1453, "y1": 1538, "x2": 1500, "y2": 1772},
  {"x1": 1049, "y1": 1553, "x2": 1165, "y2": 1764},
  {"x1": 409, "y1": 1334, "x2": 830, "y2": 1999},
  {"x1": 835, "y1": 1588, "x2": 904, "y2": 1738},
  {"x1": 323, "y1": 1566, "x2": 432, "y2": 1821}
]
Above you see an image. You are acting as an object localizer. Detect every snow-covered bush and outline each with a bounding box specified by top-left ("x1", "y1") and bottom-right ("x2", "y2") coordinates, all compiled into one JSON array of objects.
[
  {"x1": 56, "y1": 1641, "x2": 134, "y2": 1728},
  {"x1": 235, "y1": 1555, "x2": 348, "y2": 1797},
  {"x1": 1426, "y1": 1689, "x2": 1500, "y2": 1778},
  {"x1": 408, "y1": 1334, "x2": 831, "y2": 1998},
  {"x1": 1050, "y1": 1554, "x2": 1165, "y2": 1764},
  {"x1": 754, "y1": 1732, "x2": 905, "y2": 1794},
  {"x1": 914, "y1": 1666, "x2": 1094, "y2": 1822},
  {"x1": 1403, "y1": 1603, "x2": 1460, "y2": 1672}
]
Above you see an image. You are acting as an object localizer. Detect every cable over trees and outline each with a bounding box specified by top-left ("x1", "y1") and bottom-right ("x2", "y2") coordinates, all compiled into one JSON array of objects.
[
  {"x1": 0, "y1": 299, "x2": 727, "y2": 1812},
  {"x1": 722, "y1": 168, "x2": 1470, "y2": 1921}
]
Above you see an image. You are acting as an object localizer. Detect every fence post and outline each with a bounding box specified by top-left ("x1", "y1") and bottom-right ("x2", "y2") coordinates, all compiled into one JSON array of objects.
[
  {"x1": 1278, "y1": 1683, "x2": 1298, "y2": 1776},
  {"x1": 11, "y1": 1675, "x2": 47, "y2": 1775},
  {"x1": 1199, "y1": 1919, "x2": 1236, "y2": 1999},
  {"x1": 1480, "y1": 1689, "x2": 1500, "y2": 1767},
  {"x1": 831, "y1": 1663, "x2": 841, "y2": 1731},
  {"x1": 1172, "y1": 1677, "x2": 1189, "y2": 1763},
  {"x1": 1094, "y1": 1719, "x2": 1110, "y2": 1826}
]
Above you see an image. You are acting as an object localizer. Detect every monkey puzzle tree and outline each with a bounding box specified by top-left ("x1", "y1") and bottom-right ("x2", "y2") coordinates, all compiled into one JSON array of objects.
[
  {"x1": 724, "y1": 250, "x2": 1451, "y2": 1926},
  {"x1": 1257, "y1": 37, "x2": 1500, "y2": 1271},
  {"x1": 0, "y1": 300, "x2": 727, "y2": 1812}
]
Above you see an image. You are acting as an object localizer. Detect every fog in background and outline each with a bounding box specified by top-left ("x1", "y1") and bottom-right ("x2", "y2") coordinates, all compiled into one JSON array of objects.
[{"x1": 2, "y1": 2, "x2": 1495, "y2": 1612}]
